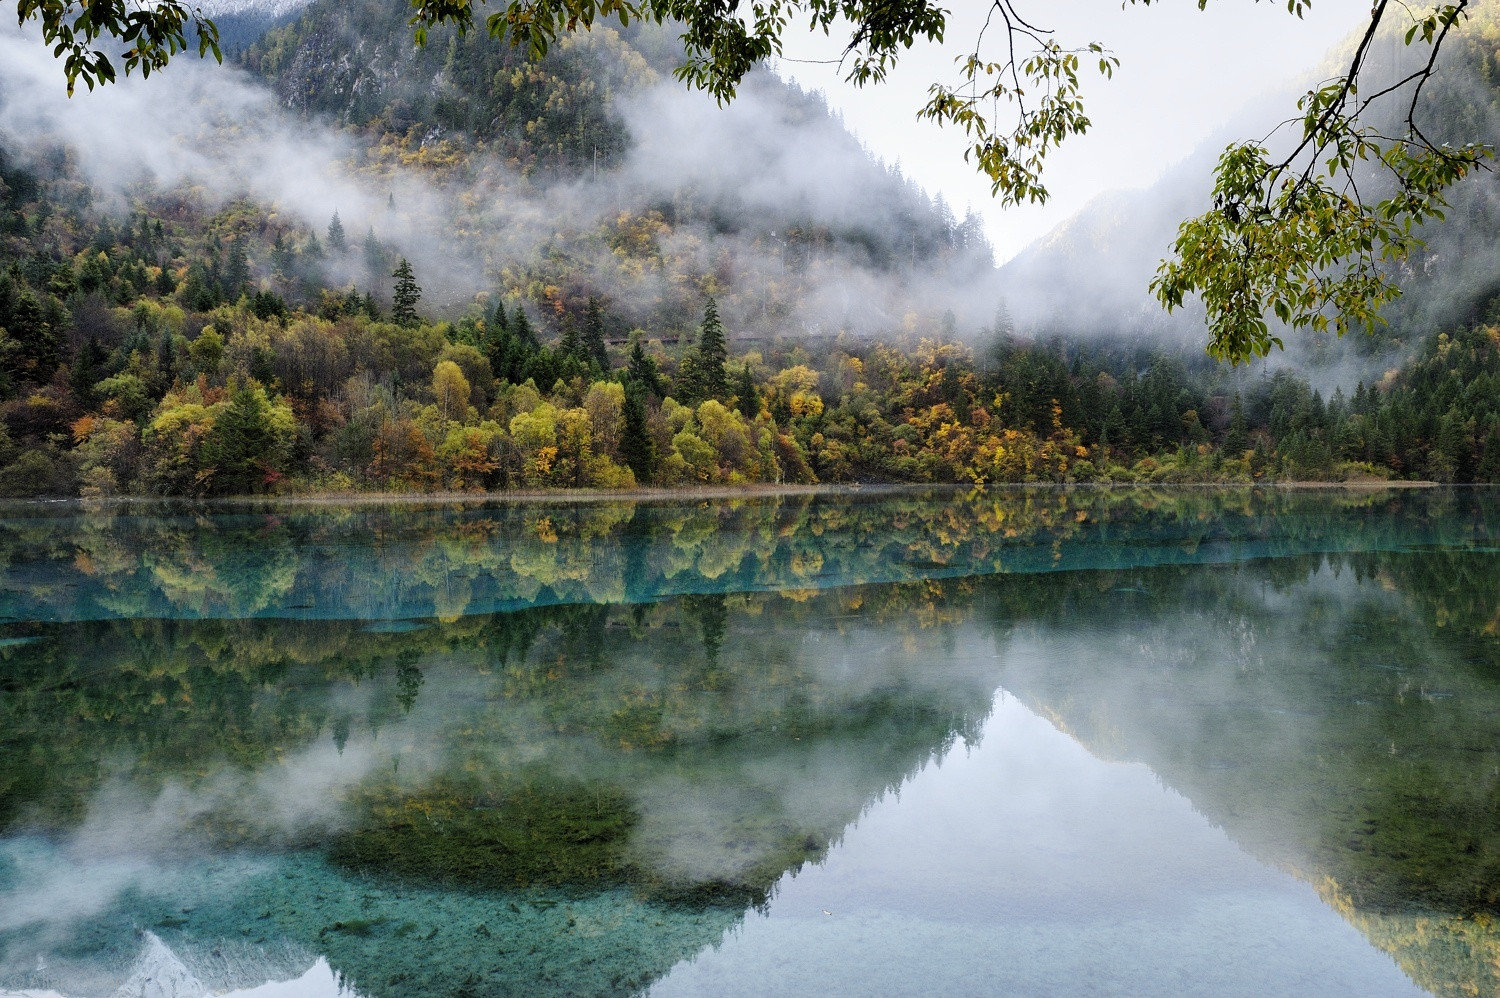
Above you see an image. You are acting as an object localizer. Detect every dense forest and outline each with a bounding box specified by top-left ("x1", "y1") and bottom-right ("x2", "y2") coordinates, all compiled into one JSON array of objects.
[{"x1": 0, "y1": 1, "x2": 1499, "y2": 498}]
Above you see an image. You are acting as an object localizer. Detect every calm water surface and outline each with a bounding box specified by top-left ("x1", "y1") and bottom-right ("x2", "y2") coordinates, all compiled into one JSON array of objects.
[{"x1": 0, "y1": 487, "x2": 1496, "y2": 997}]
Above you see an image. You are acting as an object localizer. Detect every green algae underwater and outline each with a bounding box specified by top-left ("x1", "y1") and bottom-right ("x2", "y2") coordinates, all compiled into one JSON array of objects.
[{"x1": 0, "y1": 487, "x2": 1498, "y2": 996}]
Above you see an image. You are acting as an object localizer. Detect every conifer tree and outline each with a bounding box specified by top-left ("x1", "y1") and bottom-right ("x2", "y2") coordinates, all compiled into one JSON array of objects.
[
  {"x1": 201, "y1": 379, "x2": 276, "y2": 495},
  {"x1": 695, "y1": 296, "x2": 728, "y2": 399},
  {"x1": 1478, "y1": 424, "x2": 1500, "y2": 483},
  {"x1": 1224, "y1": 393, "x2": 1248, "y2": 456},
  {"x1": 304, "y1": 230, "x2": 324, "y2": 264},
  {"x1": 223, "y1": 239, "x2": 249, "y2": 300},
  {"x1": 327, "y1": 211, "x2": 347, "y2": 254},
  {"x1": 732, "y1": 362, "x2": 759, "y2": 419},
  {"x1": 582, "y1": 296, "x2": 610, "y2": 372},
  {"x1": 391, "y1": 258, "x2": 422, "y2": 327},
  {"x1": 362, "y1": 227, "x2": 385, "y2": 289},
  {"x1": 620, "y1": 383, "x2": 655, "y2": 485},
  {"x1": 491, "y1": 298, "x2": 509, "y2": 338},
  {"x1": 558, "y1": 316, "x2": 582, "y2": 363},
  {"x1": 270, "y1": 233, "x2": 293, "y2": 279},
  {"x1": 511, "y1": 306, "x2": 538, "y2": 351},
  {"x1": 626, "y1": 339, "x2": 662, "y2": 399}
]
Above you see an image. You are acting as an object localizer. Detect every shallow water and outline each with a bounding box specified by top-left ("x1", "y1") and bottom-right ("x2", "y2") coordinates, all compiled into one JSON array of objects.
[{"x1": 0, "y1": 487, "x2": 1496, "y2": 997}]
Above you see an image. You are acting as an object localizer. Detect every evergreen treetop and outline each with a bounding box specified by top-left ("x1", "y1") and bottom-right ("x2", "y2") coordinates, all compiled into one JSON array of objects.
[
  {"x1": 327, "y1": 211, "x2": 347, "y2": 254},
  {"x1": 391, "y1": 258, "x2": 422, "y2": 327}
]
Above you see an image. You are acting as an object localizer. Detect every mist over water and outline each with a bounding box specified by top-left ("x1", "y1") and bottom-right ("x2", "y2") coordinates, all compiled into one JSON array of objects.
[{"x1": 1, "y1": 488, "x2": 1498, "y2": 996}]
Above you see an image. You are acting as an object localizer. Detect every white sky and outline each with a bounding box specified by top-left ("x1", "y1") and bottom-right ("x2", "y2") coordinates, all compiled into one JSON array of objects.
[{"x1": 774, "y1": 0, "x2": 1372, "y2": 263}]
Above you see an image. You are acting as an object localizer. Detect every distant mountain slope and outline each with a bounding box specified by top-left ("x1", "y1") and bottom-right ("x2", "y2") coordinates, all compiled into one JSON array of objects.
[
  {"x1": 201, "y1": 0, "x2": 314, "y2": 54},
  {"x1": 242, "y1": 0, "x2": 992, "y2": 280}
]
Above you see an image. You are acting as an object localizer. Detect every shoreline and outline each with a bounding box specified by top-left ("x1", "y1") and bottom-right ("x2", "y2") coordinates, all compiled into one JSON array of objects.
[{"x1": 2, "y1": 479, "x2": 1455, "y2": 510}]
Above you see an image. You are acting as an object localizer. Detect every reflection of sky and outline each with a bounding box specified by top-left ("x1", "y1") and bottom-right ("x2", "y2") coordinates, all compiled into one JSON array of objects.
[{"x1": 653, "y1": 694, "x2": 1423, "y2": 997}]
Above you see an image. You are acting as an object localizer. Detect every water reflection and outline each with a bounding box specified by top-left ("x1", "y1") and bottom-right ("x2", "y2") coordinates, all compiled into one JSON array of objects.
[
  {"x1": 0, "y1": 488, "x2": 1496, "y2": 996},
  {"x1": 654, "y1": 697, "x2": 1425, "y2": 998}
]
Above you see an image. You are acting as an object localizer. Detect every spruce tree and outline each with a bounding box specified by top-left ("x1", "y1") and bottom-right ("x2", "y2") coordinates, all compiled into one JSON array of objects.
[
  {"x1": 201, "y1": 379, "x2": 276, "y2": 496},
  {"x1": 695, "y1": 296, "x2": 728, "y2": 400},
  {"x1": 363, "y1": 228, "x2": 385, "y2": 289},
  {"x1": 511, "y1": 306, "x2": 538, "y2": 351},
  {"x1": 391, "y1": 258, "x2": 422, "y2": 327},
  {"x1": 327, "y1": 211, "x2": 347, "y2": 254},
  {"x1": 223, "y1": 239, "x2": 249, "y2": 300},
  {"x1": 1477, "y1": 424, "x2": 1500, "y2": 483},
  {"x1": 582, "y1": 296, "x2": 610, "y2": 372},
  {"x1": 620, "y1": 383, "x2": 655, "y2": 485},
  {"x1": 626, "y1": 339, "x2": 662, "y2": 399},
  {"x1": 271, "y1": 233, "x2": 294, "y2": 279},
  {"x1": 732, "y1": 362, "x2": 759, "y2": 419},
  {"x1": 558, "y1": 316, "x2": 582, "y2": 363},
  {"x1": 1224, "y1": 393, "x2": 1249, "y2": 456}
]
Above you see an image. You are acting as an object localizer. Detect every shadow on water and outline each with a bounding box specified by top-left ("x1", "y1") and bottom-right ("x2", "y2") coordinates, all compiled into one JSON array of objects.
[{"x1": 0, "y1": 486, "x2": 1496, "y2": 996}]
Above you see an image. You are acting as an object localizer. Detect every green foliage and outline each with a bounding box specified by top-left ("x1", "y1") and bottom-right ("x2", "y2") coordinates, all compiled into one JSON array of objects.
[
  {"x1": 16, "y1": 0, "x2": 222, "y2": 96},
  {"x1": 198, "y1": 379, "x2": 294, "y2": 495},
  {"x1": 620, "y1": 382, "x2": 655, "y2": 484},
  {"x1": 1153, "y1": 136, "x2": 1485, "y2": 363},
  {"x1": 391, "y1": 258, "x2": 422, "y2": 327},
  {"x1": 327, "y1": 211, "x2": 347, "y2": 254}
]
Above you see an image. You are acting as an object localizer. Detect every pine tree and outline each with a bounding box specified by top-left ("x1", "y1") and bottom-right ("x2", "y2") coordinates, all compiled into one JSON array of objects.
[
  {"x1": 201, "y1": 379, "x2": 276, "y2": 496},
  {"x1": 271, "y1": 233, "x2": 294, "y2": 279},
  {"x1": 303, "y1": 230, "x2": 324, "y2": 265},
  {"x1": 327, "y1": 211, "x2": 347, "y2": 254},
  {"x1": 733, "y1": 362, "x2": 759, "y2": 419},
  {"x1": 491, "y1": 298, "x2": 509, "y2": 338},
  {"x1": 582, "y1": 296, "x2": 610, "y2": 372},
  {"x1": 695, "y1": 296, "x2": 728, "y2": 400},
  {"x1": 1224, "y1": 393, "x2": 1249, "y2": 456},
  {"x1": 626, "y1": 339, "x2": 662, "y2": 399},
  {"x1": 223, "y1": 239, "x2": 249, "y2": 300},
  {"x1": 391, "y1": 258, "x2": 422, "y2": 327},
  {"x1": 511, "y1": 306, "x2": 538, "y2": 350},
  {"x1": 620, "y1": 383, "x2": 655, "y2": 485},
  {"x1": 558, "y1": 316, "x2": 582, "y2": 362}
]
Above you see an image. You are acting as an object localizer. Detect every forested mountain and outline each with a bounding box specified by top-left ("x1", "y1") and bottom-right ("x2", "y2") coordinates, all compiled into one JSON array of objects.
[{"x1": 0, "y1": 0, "x2": 1497, "y2": 498}]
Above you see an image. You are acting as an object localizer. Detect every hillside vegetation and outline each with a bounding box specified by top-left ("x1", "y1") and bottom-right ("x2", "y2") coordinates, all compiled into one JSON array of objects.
[{"x1": 0, "y1": 1, "x2": 1498, "y2": 497}]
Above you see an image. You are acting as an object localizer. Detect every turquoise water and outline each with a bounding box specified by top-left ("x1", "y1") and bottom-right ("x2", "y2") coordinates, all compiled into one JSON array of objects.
[{"x1": 0, "y1": 487, "x2": 1497, "y2": 996}]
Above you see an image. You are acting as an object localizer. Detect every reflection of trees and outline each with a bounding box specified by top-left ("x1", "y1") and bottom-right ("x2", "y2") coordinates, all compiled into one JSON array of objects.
[
  {"x1": 4, "y1": 489, "x2": 1500, "y2": 997},
  {"x1": 2, "y1": 575, "x2": 997, "y2": 997},
  {"x1": 0, "y1": 487, "x2": 1472, "y2": 626},
  {"x1": 977, "y1": 547, "x2": 1500, "y2": 998}
]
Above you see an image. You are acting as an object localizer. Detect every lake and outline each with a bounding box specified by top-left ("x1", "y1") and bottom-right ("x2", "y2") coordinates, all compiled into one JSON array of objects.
[{"x1": 0, "y1": 487, "x2": 1496, "y2": 997}]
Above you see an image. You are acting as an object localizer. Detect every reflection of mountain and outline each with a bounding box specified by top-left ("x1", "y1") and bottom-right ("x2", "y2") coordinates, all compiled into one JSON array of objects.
[
  {"x1": 0, "y1": 579, "x2": 996, "y2": 997},
  {"x1": 3, "y1": 489, "x2": 1498, "y2": 997},
  {"x1": 981, "y1": 549, "x2": 1500, "y2": 997}
]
